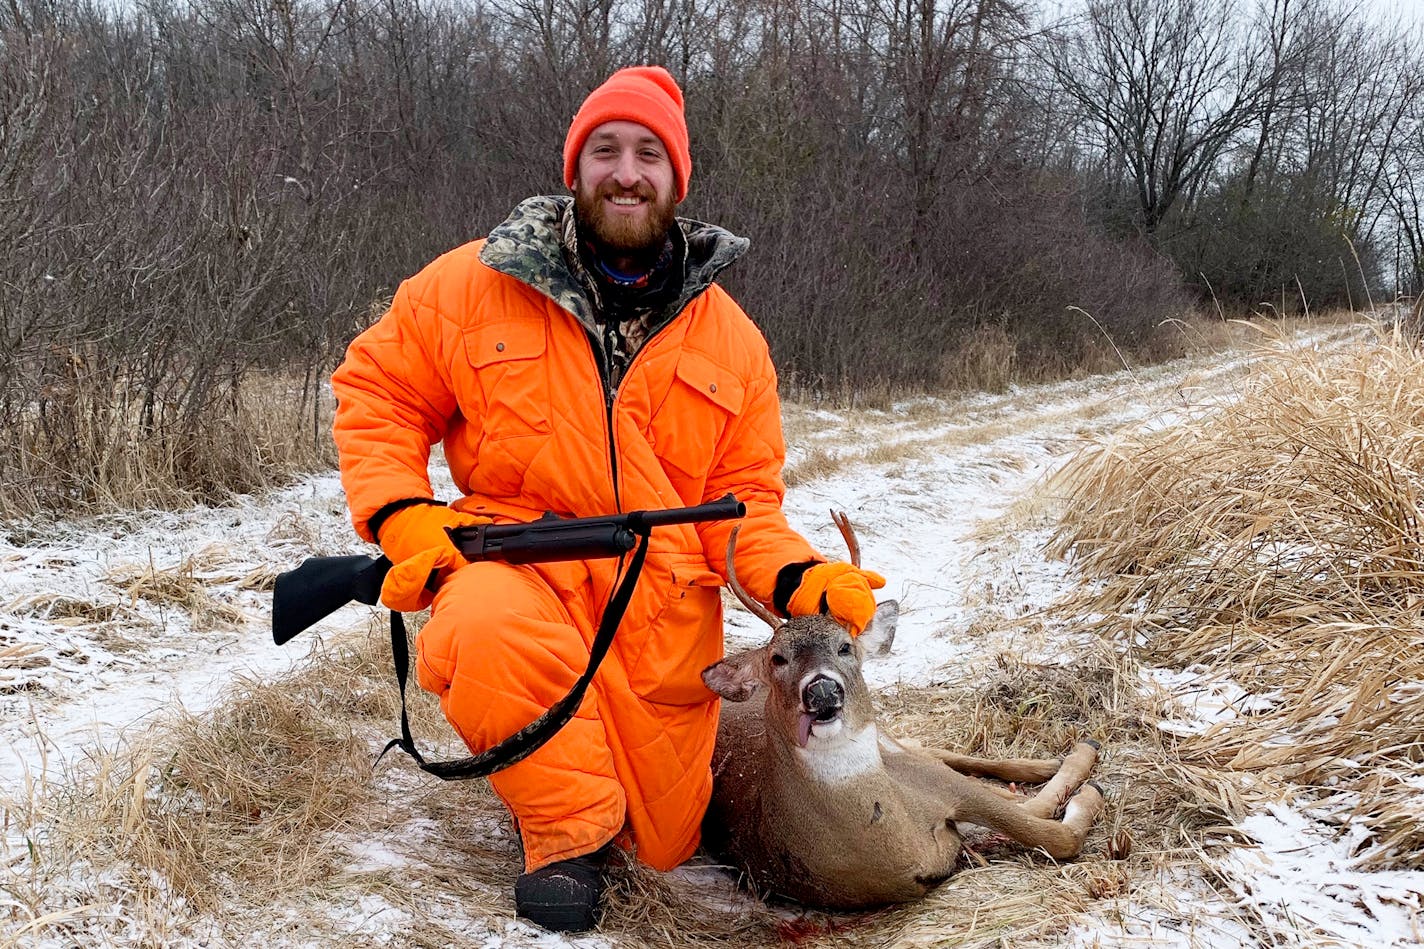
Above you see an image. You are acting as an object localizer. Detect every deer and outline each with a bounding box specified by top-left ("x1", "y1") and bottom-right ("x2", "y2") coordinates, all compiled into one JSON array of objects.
[{"x1": 701, "y1": 513, "x2": 1106, "y2": 910}]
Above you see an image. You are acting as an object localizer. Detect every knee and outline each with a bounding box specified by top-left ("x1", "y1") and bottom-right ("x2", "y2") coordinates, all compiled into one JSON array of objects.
[{"x1": 415, "y1": 563, "x2": 583, "y2": 696}]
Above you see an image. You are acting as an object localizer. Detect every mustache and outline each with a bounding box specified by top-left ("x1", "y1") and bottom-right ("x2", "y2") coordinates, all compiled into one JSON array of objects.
[{"x1": 597, "y1": 182, "x2": 656, "y2": 200}]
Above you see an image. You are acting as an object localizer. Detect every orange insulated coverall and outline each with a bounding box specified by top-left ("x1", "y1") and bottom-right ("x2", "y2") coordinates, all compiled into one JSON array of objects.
[{"x1": 332, "y1": 196, "x2": 817, "y2": 872}]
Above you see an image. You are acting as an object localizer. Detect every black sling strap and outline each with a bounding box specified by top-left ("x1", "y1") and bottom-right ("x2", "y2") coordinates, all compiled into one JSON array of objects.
[{"x1": 378, "y1": 528, "x2": 652, "y2": 779}]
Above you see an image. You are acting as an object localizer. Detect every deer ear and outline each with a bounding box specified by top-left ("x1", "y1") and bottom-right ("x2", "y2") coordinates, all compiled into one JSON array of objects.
[
  {"x1": 858, "y1": 599, "x2": 899, "y2": 657},
  {"x1": 702, "y1": 648, "x2": 765, "y2": 702}
]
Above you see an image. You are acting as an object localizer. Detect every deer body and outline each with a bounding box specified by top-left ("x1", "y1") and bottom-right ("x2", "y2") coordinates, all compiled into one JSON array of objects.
[
  {"x1": 703, "y1": 518, "x2": 1106, "y2": 910},
  {"x1": 708, "y1": 692, "x2": 967, "y2": 907}
]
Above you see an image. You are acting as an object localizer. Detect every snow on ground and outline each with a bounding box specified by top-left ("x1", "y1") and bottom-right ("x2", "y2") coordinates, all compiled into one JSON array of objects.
[{"x1": 5, "y1": 322, "x2": 1421, "y2": 946}]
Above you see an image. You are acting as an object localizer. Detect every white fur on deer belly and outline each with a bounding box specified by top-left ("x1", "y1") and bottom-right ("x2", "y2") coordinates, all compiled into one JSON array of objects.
[{"x1": 796, "y1": 723, "x2": 881, "y2": 782}]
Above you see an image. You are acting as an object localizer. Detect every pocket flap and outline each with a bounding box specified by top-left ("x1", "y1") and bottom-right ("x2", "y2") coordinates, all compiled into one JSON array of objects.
[
  {"x1": 464, "y1": 319, "x2": 547, "y2": 369},
  {"x1": 675, "y1": 349, "x2": 744, "y2": 414}
]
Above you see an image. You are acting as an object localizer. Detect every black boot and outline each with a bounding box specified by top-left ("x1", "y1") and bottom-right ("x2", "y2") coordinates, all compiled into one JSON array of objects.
[{"x1": 514, "y1": 843, "x2": 613, "y2": 933}]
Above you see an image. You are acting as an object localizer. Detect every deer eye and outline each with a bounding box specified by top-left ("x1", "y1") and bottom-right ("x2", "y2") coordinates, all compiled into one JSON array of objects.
[
  {"x1": 838, "y1": 642, "x2": 852, "y2": 656},
  {"x1": 770, "y1": 653, "x2": 789, "y2": 667}
]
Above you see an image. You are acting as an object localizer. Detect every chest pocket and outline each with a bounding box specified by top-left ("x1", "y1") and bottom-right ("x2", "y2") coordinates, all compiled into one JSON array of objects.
[
  {"x1": 463, "y1": 319, "x2": 552, "y2": 498},
  {"x1": 655, "y1": 348, "x2": 746, "y2": 483},
  {"x1": 464, "y1": 319, "x2": 552, "y2": 439}
]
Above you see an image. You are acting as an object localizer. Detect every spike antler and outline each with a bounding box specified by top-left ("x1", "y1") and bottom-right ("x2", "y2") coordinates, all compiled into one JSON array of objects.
[{"x1": 725, "y1": 525, "x2": 782, "y2": 629}]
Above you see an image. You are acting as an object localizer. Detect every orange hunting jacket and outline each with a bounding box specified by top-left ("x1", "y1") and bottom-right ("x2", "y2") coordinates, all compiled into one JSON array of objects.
[{"x1": 331, "y1": 196, "x2": 817, "y2": 865}]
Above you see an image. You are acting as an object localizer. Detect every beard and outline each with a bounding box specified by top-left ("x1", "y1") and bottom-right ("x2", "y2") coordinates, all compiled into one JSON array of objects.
[{"x1": 573, "y1": 179, "x2": 678, "y2": 260}]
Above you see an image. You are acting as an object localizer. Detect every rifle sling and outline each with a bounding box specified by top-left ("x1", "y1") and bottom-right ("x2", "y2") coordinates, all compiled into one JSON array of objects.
[{"x1": 378, "y1": 528, "x2": 653, "y2": 780}]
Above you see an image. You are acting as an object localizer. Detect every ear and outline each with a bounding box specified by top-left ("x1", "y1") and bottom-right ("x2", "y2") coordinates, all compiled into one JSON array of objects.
[
  {"x1": 858, "y1": 600, "x2": 899, "y2": 658},
  {"x1": 702, "y1": 646, "x2": 766, "y2": 702}
]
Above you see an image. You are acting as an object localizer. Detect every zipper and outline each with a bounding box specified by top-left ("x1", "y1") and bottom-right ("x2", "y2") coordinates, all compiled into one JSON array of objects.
[{"x1": 586, "y1": 305, "x2": 688, "y2": 520}]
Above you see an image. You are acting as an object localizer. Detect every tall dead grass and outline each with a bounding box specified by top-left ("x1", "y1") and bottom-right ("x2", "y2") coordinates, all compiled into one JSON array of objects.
[
  {"x1": 1046, "y1": 323, "x2": 1424, "y2": 869},
  {"x1": 8, "y1": 643, "x2": 392, "y2": 923},
  {"x1": 1, "y1": 368, "x2": 335, "y2": 518}
]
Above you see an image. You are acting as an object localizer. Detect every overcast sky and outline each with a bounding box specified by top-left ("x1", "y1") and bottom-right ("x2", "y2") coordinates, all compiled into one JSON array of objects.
[{"x1": 1042, "y1": 0, "x2": 1422, "y2": 27}]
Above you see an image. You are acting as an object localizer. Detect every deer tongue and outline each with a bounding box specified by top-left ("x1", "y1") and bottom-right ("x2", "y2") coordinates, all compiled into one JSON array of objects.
[{"x1": 797, "y1": 712, "x2": 814, "y2": 747}]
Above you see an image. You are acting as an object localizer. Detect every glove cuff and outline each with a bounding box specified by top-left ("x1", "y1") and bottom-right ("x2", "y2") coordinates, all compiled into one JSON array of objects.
[
  {"x1": 369, "y1": 497, "x2": 445, "y2": 541},
  {"x1": 773, "y1": 560, "x2": 820, "y2": 616},
  {"x1": 377, "y1": 502, "x2": 463, "y2": 566},
  {"x1": 787, "y1": 561, "x2": 856, "y2": 617}
]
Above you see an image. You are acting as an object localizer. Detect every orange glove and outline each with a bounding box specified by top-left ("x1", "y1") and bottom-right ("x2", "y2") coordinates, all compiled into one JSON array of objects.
[
  {"x1": 376, "y1": 504, "x2": 490, "y2": 612},
  {"x1": 787, "y1": 562, "x2": 887, "y2": 636}
]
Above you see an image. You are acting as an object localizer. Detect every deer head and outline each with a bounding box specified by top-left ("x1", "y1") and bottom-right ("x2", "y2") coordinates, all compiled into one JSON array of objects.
[{"x1": 704, "y1": 513, "x2": 899, "y2": 750}]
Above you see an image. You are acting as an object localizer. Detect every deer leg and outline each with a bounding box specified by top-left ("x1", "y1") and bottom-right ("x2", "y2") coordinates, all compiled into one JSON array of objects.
[
  {"x1": 944, "y1": 769, "x2": 1106, "y2": 860},
  {"x1": 1011, "y1": 740, "x2": 1100, "y2": 819},
  {"x1": 920, "y1": 749, "x2": 1062, "y2": 784},
  {"x1": 938, "y1": 742, "x2": 1105, "y2": 859},
  {"x1": 885, "y1": 734, "x2": 1062, "y2": 783}
]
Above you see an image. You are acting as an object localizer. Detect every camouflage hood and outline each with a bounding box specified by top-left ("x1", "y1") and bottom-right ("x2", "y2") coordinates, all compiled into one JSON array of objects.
[{"x1": 478, "y1": 195, "x2": 749, "y2": 334}]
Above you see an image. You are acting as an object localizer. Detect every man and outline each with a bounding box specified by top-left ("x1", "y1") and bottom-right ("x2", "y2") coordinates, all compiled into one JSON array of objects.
[{"x1": 331, "y1": 66, "x2": 884, "y2": 932}]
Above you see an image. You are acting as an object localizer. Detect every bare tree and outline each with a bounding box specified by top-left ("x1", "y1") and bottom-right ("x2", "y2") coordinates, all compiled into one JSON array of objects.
[{"x1": 1045, "y1": 0, "x2": 1274, "y2": 234}]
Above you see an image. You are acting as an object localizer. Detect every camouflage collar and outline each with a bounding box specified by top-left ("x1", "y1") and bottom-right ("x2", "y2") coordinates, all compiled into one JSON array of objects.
[{"x1": 479, "y1": 195, "x2": 750, "y2": 333}]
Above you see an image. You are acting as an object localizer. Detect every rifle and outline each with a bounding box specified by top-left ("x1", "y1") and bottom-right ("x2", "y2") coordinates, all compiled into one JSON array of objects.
[
  {"x1": 272, "y1": 493, "x2": 746, "y2": 646},
  {"x1": 271, "y1": 494, "x2": 747, "y2": 780}
]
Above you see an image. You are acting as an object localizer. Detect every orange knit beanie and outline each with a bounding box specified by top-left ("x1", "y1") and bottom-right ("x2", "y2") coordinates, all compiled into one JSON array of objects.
[{"x1": 563, "y1": 66, "x2": 691, "y2": 202}]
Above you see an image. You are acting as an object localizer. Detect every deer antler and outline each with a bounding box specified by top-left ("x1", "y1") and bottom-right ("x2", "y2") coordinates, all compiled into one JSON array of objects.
[
  {"x1": 725, "y1": 525, "x2": 781, "y2": 629},
  {"x1": 831, "y1": 510, "x2": 860, "y2": 567}
]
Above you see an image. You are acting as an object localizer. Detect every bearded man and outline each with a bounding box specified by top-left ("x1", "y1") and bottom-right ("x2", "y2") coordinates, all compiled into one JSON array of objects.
[{"x1": 331, "y1": 66, "x2": 885, "y2": 932}]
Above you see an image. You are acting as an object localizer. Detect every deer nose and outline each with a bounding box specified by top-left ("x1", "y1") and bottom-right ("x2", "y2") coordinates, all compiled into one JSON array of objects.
[{"x1": 803, "y1": 675, "x2": 844, "y2": 717}]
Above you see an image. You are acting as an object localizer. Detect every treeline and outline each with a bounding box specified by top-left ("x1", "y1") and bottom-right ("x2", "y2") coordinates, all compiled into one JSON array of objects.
[{"x1": 1, "y1": 0, "x2": 1420, "y2": 511}]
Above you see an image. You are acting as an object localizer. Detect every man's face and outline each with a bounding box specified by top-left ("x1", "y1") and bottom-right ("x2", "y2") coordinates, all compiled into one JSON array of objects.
[{"x1": 573, "y1": 120, "x2": 678, "y2": 255}]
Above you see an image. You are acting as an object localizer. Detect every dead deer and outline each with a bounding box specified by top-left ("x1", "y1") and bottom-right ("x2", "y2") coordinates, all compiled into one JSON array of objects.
[{"x1": 701, "y1": 513, "x2": 1106, "y2": 910}]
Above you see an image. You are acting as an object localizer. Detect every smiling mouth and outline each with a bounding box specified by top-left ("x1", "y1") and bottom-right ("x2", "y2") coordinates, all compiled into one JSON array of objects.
[{"x1": 607, "y1": 195, "x2": 644, "y2": 207}]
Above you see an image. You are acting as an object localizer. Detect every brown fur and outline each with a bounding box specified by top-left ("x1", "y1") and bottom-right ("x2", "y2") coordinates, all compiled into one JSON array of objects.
[{"x1": 702, "y1": 602, "x2": 1105, "y2": 910}]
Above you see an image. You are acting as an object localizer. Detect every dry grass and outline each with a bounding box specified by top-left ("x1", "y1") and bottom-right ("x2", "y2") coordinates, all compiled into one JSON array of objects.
[
  {"x1": 1046, "y1": 322, "x2": 1424, "y2": 870},
  {"x1": 5, "y1": 612, "x2": 1192, "y2": 947},
  {"x1": 105, "y1": 555, "x2": 250, "y2": 630},
  {"x1": 937, "y1": 323, "x2": 1024, "y2": 393},
  {"x1": 2, "y1": 592, "x2": 124, "y2": 625},
  {"x1": 9, "y1": 639, "x2": 393, "y2": 918},
  {"x1": 1, "y1": 368, "x2": 336, "y2": 519}
]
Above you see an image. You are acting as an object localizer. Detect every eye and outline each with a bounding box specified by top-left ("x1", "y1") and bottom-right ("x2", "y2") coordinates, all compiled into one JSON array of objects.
[
  {"x1": 770, "y1": 653, "x2": 789, "y2": 667},
  {"x1": 838, "y1": 642, "x2": 852, "y2": 656}
]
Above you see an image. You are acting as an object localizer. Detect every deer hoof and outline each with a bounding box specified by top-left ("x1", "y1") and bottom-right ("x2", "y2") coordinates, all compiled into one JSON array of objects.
[
  {"x1": 1083, "y1": 738, "x2": 1102, "y2": 751},
  {"x1": 1082, "y1": 780, "x2": 1105, "y2": 796}
]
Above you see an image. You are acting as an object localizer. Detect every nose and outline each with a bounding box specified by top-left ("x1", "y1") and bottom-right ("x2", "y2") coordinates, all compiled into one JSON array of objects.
[
  {"x1": 612, "y1": 149, "x2": 640, "y2": 187},
  {"x1": 802, "y1": 675, "x2": 844, "y2": 717}
]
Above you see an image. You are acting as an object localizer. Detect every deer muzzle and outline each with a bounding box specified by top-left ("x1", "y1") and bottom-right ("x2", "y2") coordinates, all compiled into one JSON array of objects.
[
  {"x1": 796, "y1": 674, "x2": 846, "y2": 747},
  {"x1": 803, "y1": 675, "x2": 844, "y2": 719}
]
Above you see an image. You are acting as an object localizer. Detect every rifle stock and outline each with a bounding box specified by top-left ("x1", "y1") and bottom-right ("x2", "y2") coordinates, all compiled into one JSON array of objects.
[{"x1": 272, "y1": 554, "x2": 389, "y2": 646}]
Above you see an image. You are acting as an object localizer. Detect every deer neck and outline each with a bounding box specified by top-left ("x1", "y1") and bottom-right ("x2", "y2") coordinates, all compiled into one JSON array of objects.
[{"x1": 777, "y1": 719, "x2": 885, "y2": 785}]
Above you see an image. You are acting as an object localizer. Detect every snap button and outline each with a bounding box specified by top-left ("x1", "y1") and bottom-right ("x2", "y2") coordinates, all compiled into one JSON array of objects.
[
  {"x1": 495, "y1": 341, "x2": 506, "y2": 352},
  {"x1": 709, "y1": 383, "x2": 718, "y2": 393}
]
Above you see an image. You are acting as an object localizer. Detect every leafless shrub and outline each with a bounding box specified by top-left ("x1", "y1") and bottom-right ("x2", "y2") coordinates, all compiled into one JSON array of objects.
[
  {"x1": 0, "y1": 0, "x2": 1212, "y2": 518},
  {"x1": 8, "y1": 0, "x2": 1414, "y2": 514}
]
